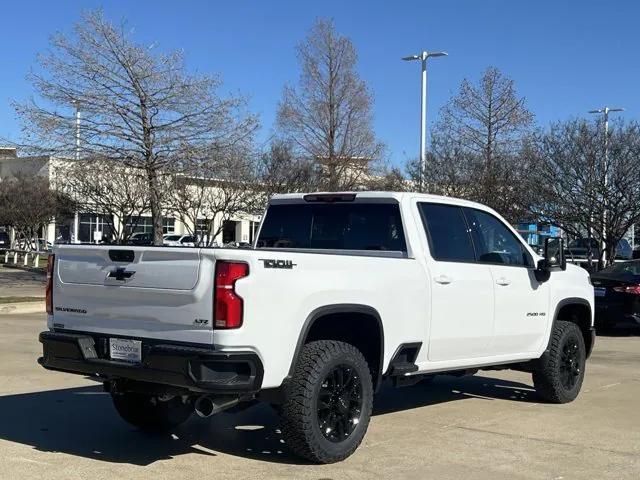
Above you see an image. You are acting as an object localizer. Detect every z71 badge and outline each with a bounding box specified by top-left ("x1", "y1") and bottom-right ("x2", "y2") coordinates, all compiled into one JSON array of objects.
[{"x1": 258, "y1": 258, "x2": 297, "y2": 269}]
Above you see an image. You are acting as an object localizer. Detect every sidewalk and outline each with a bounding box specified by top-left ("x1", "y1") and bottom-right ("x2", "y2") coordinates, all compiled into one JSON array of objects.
[{"x1": 0, "y1": 266, "x2": 45, "y2": 314}]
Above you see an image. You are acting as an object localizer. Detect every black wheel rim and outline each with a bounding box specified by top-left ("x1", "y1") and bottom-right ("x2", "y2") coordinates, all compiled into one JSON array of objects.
[
  {"x1": 560, "y1": 337, "x2": 581, "y2": 390},
  {"x1": 317, "y1": 364, "x2": 363, "y2": 443}
]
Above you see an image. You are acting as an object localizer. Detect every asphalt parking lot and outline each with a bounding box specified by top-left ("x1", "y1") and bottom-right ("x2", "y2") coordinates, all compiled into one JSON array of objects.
[{"x1": 1, "y1": 313, "x2": 639, "y2": 480}]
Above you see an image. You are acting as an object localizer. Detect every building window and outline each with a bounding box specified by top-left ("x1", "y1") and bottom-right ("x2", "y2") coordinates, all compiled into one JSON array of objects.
[
  {"x1": 78, "y1": 213, "x2": 114, "y2": 243},
  {"x1": 125, "y1": 216, "x2": 174, "y2": 235},
  {"x1": 54, "y1": 215, "x2": 75, "y2": 244},
  {"x1": 222, "y1": 220, "x2": 238, "y2": 245},
  {"x1": 163, "y1": 218, "x2": 175, "y2": 234},
  {"x1": 126, "y1": 216, "x2": 153, "y2": 235},
  {"x1": 196, "y1": 218, "x2": 209, "y2": 235}
]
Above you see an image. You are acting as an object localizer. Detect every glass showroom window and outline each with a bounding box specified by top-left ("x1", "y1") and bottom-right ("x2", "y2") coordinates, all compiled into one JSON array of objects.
[
  {"x1": 126, "y1": 216, "x2": 153, "y2": 235},
  {"x1": 78, "y1": 214, "x2": 114, "y2": 243},
  {"x1": 126, "y1": 216, "x2": 174, "y2": 235},
  {"x1": 163, "y1": 218, "x2": 175, "y2": 234}
]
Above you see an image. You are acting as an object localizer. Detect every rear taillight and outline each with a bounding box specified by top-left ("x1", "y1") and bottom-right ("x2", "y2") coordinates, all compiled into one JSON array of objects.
[
  {"x1": 214, "y1": 261, "x2": 249, "y2": 328},
  {"x1": 613, "y1": 285, "x2": 640, "y2": 295},
  {"x1": 46, "y1": 254, "x2": 55, "y2": 315}
]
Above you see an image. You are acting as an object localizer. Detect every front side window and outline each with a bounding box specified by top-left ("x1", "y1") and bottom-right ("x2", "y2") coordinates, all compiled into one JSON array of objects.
[
  {"x1": 419, "y1": 203, "x2": 475, "y2": 262},
  {"x1": 463, "y1": 208, "x2": 532, "y2": 267},
  {"x1": 257, "y1": 203, "x2": 407, "y2": 252}
]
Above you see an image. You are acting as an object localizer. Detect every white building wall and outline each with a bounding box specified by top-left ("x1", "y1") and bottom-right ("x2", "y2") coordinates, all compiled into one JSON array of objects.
[{"x1": 3, "y1": 153, "x2": 263, "y2": 247}]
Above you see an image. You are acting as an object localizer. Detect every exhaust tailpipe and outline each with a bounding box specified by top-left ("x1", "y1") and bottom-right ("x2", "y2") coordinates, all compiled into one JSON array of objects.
[{"x1": 194, "y1": 395, "x2": 239, "y2": 418}]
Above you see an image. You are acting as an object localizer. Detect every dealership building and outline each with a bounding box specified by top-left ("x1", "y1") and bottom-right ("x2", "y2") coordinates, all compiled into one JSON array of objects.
[{"x1": 0, "y1": 147, "x2": 261, "y2": 246}]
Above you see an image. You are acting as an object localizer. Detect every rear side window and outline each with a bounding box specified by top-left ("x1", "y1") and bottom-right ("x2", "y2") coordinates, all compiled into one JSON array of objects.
[
  {"x1": 257, "y1": 203, "x2": 407, "y2": 252},
  {"x1": 463, "y1": 208, "x2": 532, "y2": 267},
  {"x1": 419, "y1": 203, "x2": 475, "y2": 262}
]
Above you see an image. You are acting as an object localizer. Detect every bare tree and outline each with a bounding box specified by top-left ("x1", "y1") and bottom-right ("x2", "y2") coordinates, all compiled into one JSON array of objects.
[
  {"x1": 440, "y1": 66, "x2": 533, "y2": 164},
  {"x1": 256, "y1": 139, "x2": 319, "y2": 198},
  {"x1": 15, "y1": 10, "x2": 258, "y2": 245},
  {"x1": 528, "y1": 118, "x2": 640, "y2": 268},
  {"x1": 55, "y1": 159, "x2": 150, "y2": 243},
  {"x1": 363, "y1": 166, "x2": 408, "y2": 191},
  {"x1": 415, "y1": 67, "x2": 535, "y2": 222},
  {"x1": 277, "y1": 19, "x2": 383, "y2": 191},
  {"x1": 166, "y1": 147, "x2": 257, "y2": 246},
  {"x1": 0, "y1": 174, "x2": 75, "y2": 249}
]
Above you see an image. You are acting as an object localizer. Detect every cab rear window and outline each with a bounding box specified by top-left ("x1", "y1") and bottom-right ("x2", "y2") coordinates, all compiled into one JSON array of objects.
[{"x1": 257, "y1": 203, "x2": 407, "y2": 252}]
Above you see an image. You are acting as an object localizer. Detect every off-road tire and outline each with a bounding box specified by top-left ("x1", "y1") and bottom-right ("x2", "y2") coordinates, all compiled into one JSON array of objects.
[
  {"x1": 280, "y1": 340, "x2": 373, "y2": 464},
  {"x1": 111, "y1": 392, "x2": 193, "y2": 432},
  {"x1": 533, "y1": 321, "x2": 586, "y2": 403}
]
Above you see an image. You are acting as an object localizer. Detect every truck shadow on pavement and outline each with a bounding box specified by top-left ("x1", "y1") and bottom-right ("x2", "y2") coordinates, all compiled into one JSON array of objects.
[
  {"x1": 596, "y1": 325, "x2": 640, "y2": 337},
  {"x1": 0, "y1": 374, "x2": 538, "y2": 466}
]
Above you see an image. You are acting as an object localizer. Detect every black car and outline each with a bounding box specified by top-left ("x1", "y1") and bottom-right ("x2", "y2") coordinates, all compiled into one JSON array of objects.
[
  {"x1": 0, "y1": 231, "x2": 9, "y2": 251},
  {"x1": 565, "y1": 238, "x2": 633, "y2": 261},
  {"x1": 591, "y1": 260, "x2": 640, "y2": 330},
  {"x1": 127, "y1": 232, "x2": 154, "y2": 246}
]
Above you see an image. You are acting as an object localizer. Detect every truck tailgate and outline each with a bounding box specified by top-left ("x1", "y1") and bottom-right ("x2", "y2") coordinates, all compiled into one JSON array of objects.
[{"x1": 50, "y1": 246, "x2": 215, "y2": 344}]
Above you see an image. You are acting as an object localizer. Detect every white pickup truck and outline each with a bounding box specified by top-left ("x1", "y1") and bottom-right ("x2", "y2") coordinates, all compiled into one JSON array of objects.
[{"x1": 39, "y1": 192, "x2": 595, "y2": 463}]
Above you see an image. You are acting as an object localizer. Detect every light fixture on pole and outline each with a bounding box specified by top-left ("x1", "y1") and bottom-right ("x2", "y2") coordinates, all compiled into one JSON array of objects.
[
  {"x1": 402, "y1": 50, "x2": 448, "y2": 191},
  {"x1": 588, "y1": 106, "x2": 624, "y2": 265}
]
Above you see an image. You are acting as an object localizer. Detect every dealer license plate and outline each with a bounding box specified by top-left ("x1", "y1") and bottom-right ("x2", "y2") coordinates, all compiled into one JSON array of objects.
[{"x1": 109, "y1": 338, "x2": 142, "y2": 363}]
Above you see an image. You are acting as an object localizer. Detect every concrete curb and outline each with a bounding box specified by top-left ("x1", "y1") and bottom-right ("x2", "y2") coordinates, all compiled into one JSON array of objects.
[{"x1": 0, "y1": 301, "x2": 45, "y2": 315}]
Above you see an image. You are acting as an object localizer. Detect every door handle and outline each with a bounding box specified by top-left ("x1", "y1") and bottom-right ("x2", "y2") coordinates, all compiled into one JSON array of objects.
[
  {"x1": 496, "y1": 277, "x2": 511, "y2": 286},
  {"x1": 434, "y1": 274, "x2": 452, "y2": 285}
]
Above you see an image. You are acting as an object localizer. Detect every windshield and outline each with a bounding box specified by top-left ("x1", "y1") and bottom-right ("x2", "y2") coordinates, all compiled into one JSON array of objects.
[
  {"x1": 257, "y1": 202, "x2": 407, "y2": 252},
  {"x1": 601, "y1": 261, "x2": 640, "y2": 275},
  {"x1": 164, "y1": 235, "x2": 181, "y2": 241}
]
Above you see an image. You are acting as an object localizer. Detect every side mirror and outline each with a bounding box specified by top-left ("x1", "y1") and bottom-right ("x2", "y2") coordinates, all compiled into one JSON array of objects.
[
  {"x1": 544, "y1": 237, "x2": 566, "y2": 270},
  {"x1": 535, "y1": 237, "x2": 566, "y2": 282}
]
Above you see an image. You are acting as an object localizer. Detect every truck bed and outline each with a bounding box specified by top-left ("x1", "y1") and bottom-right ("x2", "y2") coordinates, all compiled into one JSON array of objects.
[{"x1": 49, "y1": 244, "x2": 427, "y2": 388}]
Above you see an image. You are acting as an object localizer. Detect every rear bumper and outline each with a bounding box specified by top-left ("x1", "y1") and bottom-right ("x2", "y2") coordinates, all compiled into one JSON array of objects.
[{"x1": 38, "y1": 331, "x2": 263, "y2": 394}]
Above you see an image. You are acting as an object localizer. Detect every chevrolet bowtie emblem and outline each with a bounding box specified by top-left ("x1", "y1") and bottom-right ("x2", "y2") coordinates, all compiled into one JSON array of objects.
[{"x1": 107, "y1": 267, "x2": 135, "y2": 281}]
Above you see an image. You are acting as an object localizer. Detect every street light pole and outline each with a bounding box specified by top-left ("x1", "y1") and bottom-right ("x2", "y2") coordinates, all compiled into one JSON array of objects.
[
  {"x1": 588, "y1": 106, "x2": 624, "y2": 266},
  {"x1": 72, "y1": 99, "x2": 81, "y2": 161},
  {"x1": 420, "y1": 54, "x2": 427, "y2": 184},
  {"x1": 403, "y1": 51, "x2": 447, "y2": 191}
]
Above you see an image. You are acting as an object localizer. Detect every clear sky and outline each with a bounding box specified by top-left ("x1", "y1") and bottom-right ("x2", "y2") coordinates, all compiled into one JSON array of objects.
[{"x1": 1, "y1": 0, "x2": 638, "y2": 167}]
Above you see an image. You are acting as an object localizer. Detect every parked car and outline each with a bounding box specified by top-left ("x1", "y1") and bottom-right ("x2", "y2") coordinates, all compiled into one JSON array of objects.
[
  {"x1": 565, "y1": 238, "x2": 633, "y2": 261},
  {"x1": 163, "y1": 234, "x2": 197, "y2": 247},
  {"x1": 224, "y1": 241, "x2": 252, "y2": 249},
  {"x1": 17, "y1": 238, "x2": 52, "y2": 252},
  {"x1": 40, "y1": 192, "x2": 594, "y2": 463},
  {"x1": 591, "y1": 260, "x2": 640, "y2": 330},
  {"x1": 126, "y1": 232, "x2": 153, "y2": 246},
  {"x1": 0, "y1": 231, "x2": 10, "y2": 251}
]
